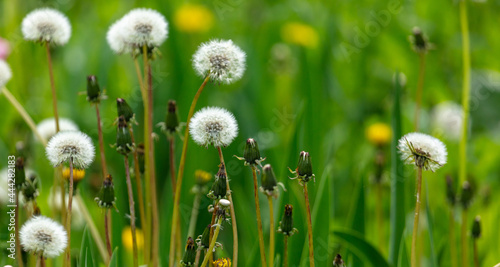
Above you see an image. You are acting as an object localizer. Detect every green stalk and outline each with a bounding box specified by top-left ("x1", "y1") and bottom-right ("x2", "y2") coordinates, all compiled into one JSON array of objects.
[
  {"x1": 124, "y1": 155, "x2": 139, "y2": 267},
  {"x1": 283, "y1": 236, "x2": 289, "y2": 267},
  {"x1": 414, "y1": 52, "x2": 426, "y2": 131},
  {"x1": 15, "y1": 192, "x2": 23, "y2": 267},
  {"x1": 251, "y1": 166, "x2": 267, "y2": 267},
  {"x1": 65, "y1": 158, "x2": 74, "y2": 267},
  {"x1": 473, "y1": 238, "x2": 479, "y2": 267},
  {"x1": 200, "y1": 217, "x2": 222, "y2": 267},
  {"x1": 187, "y1": 192, "x2": 202, "y2": 238},
  {"x1": 45, "y1": 42, "x2": 60, "y2": 132},
  {"x1": 458, "y1": 0, "x2": 471, "y2": 185},
  {"x1": 450, "y1": 208, "x2": 458, "y2": 267},
  {"x1": 461, "y1": 211, "x2": 468, "y2": 267},
  {"x1": 168, "y1": 75, "x2": 211, "y2": 266},
  {"x1": 267, "y1": 196, "x2": 275, "y2": 267},
  {"x1": 303, "y1": 183, "x2": 315, "y2": 267},
  {"x1": 411, "y1": 167, "x2": 423, "y2": 267}
]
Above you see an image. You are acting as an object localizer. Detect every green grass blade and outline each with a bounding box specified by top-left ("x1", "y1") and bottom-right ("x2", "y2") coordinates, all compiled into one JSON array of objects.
[
  {"x1": 348, "y1": 175, "x2": 366, "y2": 266},
  {"x1": 333, "y1": 229, "x2": 389, "y2": 267},
  {"x1": 108, "y1": 247, "x2": 119, "y2": 267},
  {"x1": 389, "y1": 71, "x2": 405, "y2": 266},
  {"x1": 397, "y1": 235, "x2": 409, "y2": 267},
  {"x1": 425, "y1": 181, "x2": 438, "y2": 267},
  {"x1": 79, "y1": 226, "x2": 96, "y2": 267}
]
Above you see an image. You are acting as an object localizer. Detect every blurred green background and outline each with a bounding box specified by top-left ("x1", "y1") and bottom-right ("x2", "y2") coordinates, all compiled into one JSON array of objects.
[{"x1": 1, "y1": 0, "x2": 500, "y2": 266}]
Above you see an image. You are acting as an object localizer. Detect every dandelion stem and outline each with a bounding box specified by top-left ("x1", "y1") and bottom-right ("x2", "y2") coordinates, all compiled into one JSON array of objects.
[
  {"x1": 414, "y1": 52, "x2": 426, "y2": 131},
  {"x1": 473, "y1": 237, "x2": 479, "y2": 267},
  {"x1": 124, "y1": 155, "x2": 139, "y2": 267},
  {"x1": 105, "y1": 210, "x2": 112, "y2": 258},
  {"x1": 1, "y1": 87, "x2": 47, "y2": 145},
  {"x1": 200, "y1": 217, "x2": 222, "y2": 267},
  {"x1": 251, "y1": 166, "x2": 267, "y2": 267},
  {"x1": 45, "y1": 42, "x2": 60, "y2": 132},
  {"x1": 303, "y1": 183, "x2": 315, "y2": 267},
  {"x1": 39, "y1": 255, "x2": 46, "y2": 267},
  {"x1": 217, "y1": 147, "x2": 238, "y2": 266},
  {"x1": 129, "y1": 128, "x2": 146, "y2": 243},
  {"x1": 95, "y1": 104, "x2": 108, "y2": 177},
  {"x1": 461, "y1": 210, "x2": 468, "y2": 267},
  {"x1": 169, "y1": 75, "x2": 211, "y2": 266},
  {"x1": 187, "y1": 192, "x2": 202, "y2": 238},
  {"x1": 458, "y1": 0, "x2": 470, "y2": 186},
  {"x1": 267, "y1": 196, "x2": 275, "y2": 267},
  {"x1": 194, "y1": 249, "x2": 201, "y2": 267},
  {"x1": 209, "y1": 203, "x2": 218, "y2": 266},
  {"x1": 15, "y1": 192, "x2": 24, "y2": 267},
  {"x1": 75, "y1": 195, "x2": 109, "y2": 263},
  {"x1": 376, "y1": 182, "x2": 384, "y2": 251},
  {"x1": 450, "y1": 208, "x2": 457, "y2": 267},
  {"x1": 65, "y1": 157, "x2": 74, "y2": 267},
  {"x1": 169, "y1": 136, "x2": 177, "y2": 193},
  {"x1": 284, "y1": 236, "x2": 289, "y2": 267},
  {"x1": 411, "y1": 167, "x2": 423, "y2": 267}
]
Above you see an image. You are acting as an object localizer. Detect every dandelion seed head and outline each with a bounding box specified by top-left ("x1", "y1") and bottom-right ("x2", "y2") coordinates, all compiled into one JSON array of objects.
[
  {"x1": 190, "y1": 107, "x2": 238, "y2": 147},
  {"x1": 431, "y1": 102, "x2": 464, "y2": 141},
  {"x1": 398, "y1": 132, "x2": 447, "y2": 171},
  {"x1": 0, "y1": 59, "x2": 12, "y2": 88},
  {"x1": 21, "y1": 8, "x2": 71, "y2": 45},
  {"x1": 35, "y1": 117, "x2": 79, "y2": 142},
  {"x1": 20, "y1": 216, "x2": 67, "y2": 258},
  {"x1": 46, "y1": 131, "x2": 95, "y2": 168},
  {"x1": 119, "y1": 8, "x2": 168, "y2": 48},
  {"x1": 192, "y1": 39, "x2": 246, "y2": 84}
]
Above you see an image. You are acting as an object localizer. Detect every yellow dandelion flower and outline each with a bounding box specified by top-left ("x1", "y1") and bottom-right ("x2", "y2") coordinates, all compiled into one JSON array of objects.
[
  {"x1": 62, "y1": 167, "x2": 86, "y2": 182},
  {"x1": 281, "y1": 22, "x2": 319, "y2": 48},
  {"x1": 195, "y1": 169, "x2": 212, "y2": 185},
  {"x1": 174, "y1": 4, "x2": 214, "y2": 33},
  {"x1": 213, "y1": 258, "x2": 231, "y2": 267},
  {"x1": 122, "y1": 226, "x2": 144, "y2": 251},
  {"x1": 366, "y1": 123, "x2": 392, "y2": 146}
]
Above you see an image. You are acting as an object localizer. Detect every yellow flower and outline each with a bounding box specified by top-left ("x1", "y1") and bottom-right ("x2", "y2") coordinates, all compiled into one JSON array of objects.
[
  {"x1": 195, "y1": 170, "x2": 212, "y2": 185},
  {"x1": 281, "y1": 22, "x2": 319, "y2": 48},
  {"x1": 213, "y1": 258, "x2": 231, "y2": 267},
  {"x1": 122, "y1": 226, "x2": 144, "y2": 251},
  {"x1": 62, "y1": 167, "x2": 86, "y2": 182},
  {"x1": 174, "y1": 4, "x2": 214, "y2": 33},
  {"x1": 366, "y1": 123, "x2": 392, "y2": 146}
]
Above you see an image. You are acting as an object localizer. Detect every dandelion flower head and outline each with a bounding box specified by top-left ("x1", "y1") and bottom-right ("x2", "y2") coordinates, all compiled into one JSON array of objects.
[{"x1": 398, "y1": 132, "x2": 447, "y2": 171}]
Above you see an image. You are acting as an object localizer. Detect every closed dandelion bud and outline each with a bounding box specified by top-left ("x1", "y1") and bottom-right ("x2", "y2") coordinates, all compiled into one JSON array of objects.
[
  {"x1": 86, "y1": 75, "x2": 101, "y2": 103},
  {"x1": 165, "y1": 100, "x2": 179, "y2": 134},
  {"x1": 297, "y1": 151, "x2": 313, "y2": 178},
  {"x1": 445, "y1": 175, "x2": 456, "y2": 206},
  {"x1": 116, "y1": 116, "x2": 133, "y2": 155},
  {"x1": 116, "y1": 98, "x2": 134, "y2": 123},
  {"x1": 244, "y1": 138, "x2": 261, "y2": 165},
  {"x1": 137, "y1": 143, "x2": 145, "y2": 174},
  {"x1": 333, "y1": 254, "x2": 345, "y2": 267},
  {"x1": 95, "y1": 175, "x2": 116, "y2": 209},
  {"x1": 22, "y1": 175, "x2": 39, "y2": 201},
  {"x1": 472, "y1": 216, "x2": 481, "y2": 239},
  {"x1": 15, "y1": 157, "x2": 26, "y2": 189},
  {"x1": 460, "y1": 181, "x2": 473, "y2": 210},
  {"x1": 261, "y1": 164, "x2": 277, "y2": 193},
  {"x1": 208, "y1": 164, "x2": 227, "y2": 199},
  {"x1": 200, "y1": 224, "x2": 211, "y2": 249},
  {"x1": 278, "y1": 204, "x2": 295, "y2": 236},
  {"x1": 181, "y1": 237, "x2": 197, "y2": 266}
]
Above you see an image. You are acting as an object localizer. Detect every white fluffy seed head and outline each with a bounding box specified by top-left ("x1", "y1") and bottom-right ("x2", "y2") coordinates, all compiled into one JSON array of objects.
[
  {"x1": 431, "y1": 102, "x2": 464, "y2": 141},
  {"x1": 192, "y1": 39, "x2": 246, "y2": 84},
  {"x1": 106, "y1": 18, "x2": 131, "y2": 54},
  {"x1": 398, "y1": 132, "x2": 447, "y2": 171},
  {"x1": 0, "y1": 59, "x2": 12, "y2": 88},
  {"x1": 21, "y1": 8, "x2": 71, "y2": 45},
  {"x1": 190, "y1": 107, "x2": 238, "y2": 148},
  {"x1": 35, "y1": 117, "x2": 79, "y2": 142},
  {"x1": 46, "y1": 131, "x2": 95, "y2": 168},
  {"x1": 20, "y1": 216, "x2": 67, "y2": 258}
]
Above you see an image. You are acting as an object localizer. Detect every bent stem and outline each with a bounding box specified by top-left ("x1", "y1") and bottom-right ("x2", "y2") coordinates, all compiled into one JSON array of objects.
[
  {"x1": 1, "y1": 87, "x2": 47, "y2": 145},
  {"x1": 124, "y1": 155, "x2": 139, "y2": 267},
  {"x1": 217, "y1": 147, "x2": 238, "y2": 266},
  {"x1": 45, "y1": 42, "x2": 60, "y2": 132},
  {"x1": 65, "y1": 158, "x2": 75, "y2": 267},
  {"x1": 105, "y1": 210, "x2": 112, "y2": 258},
  {"x1": 458, "y1": 0, "x2": 470, "y2": 185},
  {"x1": 284, "y1": 236, "x2": 289, "y2": 267},
  {"x1": 200, "y1": 217, "x2": 222, "y2": 267},
  {"x1": 303, "y1": 183, "x2": 315, "y2": 267},
  {"x1": 450, "y1": 208, "x2": 457, "y2": 267},
  {"x1": 168, "y1": 75, "x2": 211, "y2": 266},
  {"x1": 75, "y1": 195, "x2": 109, "y2": 263},
  {"x1": 267, "y1": 196, "x2": 275, "y2": 267},
  {"x1": 411, "y1": 167, "x2": 423, "y2": 267},
  {"x1": 251, "y1": 166, "x2": 267, "y2": 267},
  {"x1": 414, "y1": 52, "x2": 426, "y2": 131},
  {"x1": 461, "y1": 210, "x2": 468, "y2": 267}
]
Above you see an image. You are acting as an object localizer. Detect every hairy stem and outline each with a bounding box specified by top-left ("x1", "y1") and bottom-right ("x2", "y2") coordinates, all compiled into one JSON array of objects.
[
  {"x1": 411, "y1": 167, "x2": 423, "y2": 267},
  {"x1": 458, "y1": 0, "x2": 470, "y2": 185},
  {"x1": 267, "y1": 196, "x2": 275, "y2": 267},
  {"x1": 169, "y1": 75, "x2": 211, "y2": 266},
  {"x1": 125, "y1": 155, "x2": 139, "y2": 267},
  {"x1": 251, "y1": 166, "x2": 267, "y2": 267},
  {"x1": 200, "y1": 217, "x2": 222, "y2": 267},
  {"x1": 303, "y1": 183, "x2": 315, "y2": 267},
  {"x1": 414, "y1": 52, "x2": 426, "y2": 131},
  {"x1": 45, "y1": 42, "x2": 59, "y2": 132}
]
